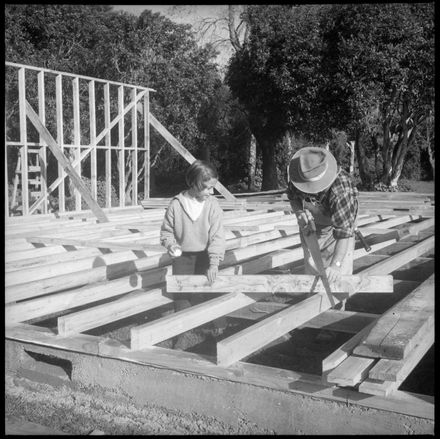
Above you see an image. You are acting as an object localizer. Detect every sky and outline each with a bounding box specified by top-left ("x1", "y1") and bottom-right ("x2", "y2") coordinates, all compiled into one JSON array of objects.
[{"x1": 111, "y1": 5, "x2": 233, "y2": 67}]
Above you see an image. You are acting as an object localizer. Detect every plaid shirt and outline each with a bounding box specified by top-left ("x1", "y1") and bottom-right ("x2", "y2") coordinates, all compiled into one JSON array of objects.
[{"x1": 287, "y1": 169, "x2": 358, "y2": 239}]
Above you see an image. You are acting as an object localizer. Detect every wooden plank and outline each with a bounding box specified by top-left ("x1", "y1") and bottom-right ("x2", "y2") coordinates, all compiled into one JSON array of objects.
[
  {"x1": 326, "y1": 355, "x2": 377, "y2": 387},
  {"x1": 5, "y1": 266, "x2": 170, "y2": 325},
  {"x1": 5, "y1": 247, "x2": 159, "y2": 287},
  {"x1": 18, "y1": 67, "x2": 29, "y2": 215},
  {"x1": 368, "y1": 319, "x2": 434, "y2": 382},
  {"x1": 55, "y1": 74, "x2": 65, "y2": 212},
  {"x1": 104, "y1": 83, "x2": 111, "y2": 208},
  {"x1": 353, "y1": 274, "x2": 434, "y2": 360},
  {"x1": 58, "y1": 287, "x2": 172, "y2": 336},
  {"x1": 37, "y1": 70, "x2": 48, "y2": 214},
  {"x1": 360, "y1": 236, "x2": 434, "y2": 275},
  {"x1": 25, "y1": 235, "x2": 165, "y2": 252},
  {"x1": 322, "y1": 321, "x2": 377, "y2": 374},
  {"x1": 89, "y1": 80, "x2": 97, "y2": 200},
  {"x1": 149, "y1": 113, "x2": 236, "y2": 202},
  {"x1": 25, "y1": 101, "x2": 109, "y2": 223},
  {"x1": 118, "y1": 85, "x2": 125, "y2": 207},
  {"x1": 358, "y1": 378, "x2": 399, "y2": 397},
  {"x1": 131, "y1": 292, "x2": 255, "y2": 350},
  {"x1": 216, "y1": 284, "x2": 362, "y2": 367},
  {"x1": 143, "y1": 91, "x2": 150, "y2": 199},
  {"x1": 72, "y1": 76, "x2": 82, "y2": 209},
  {"x1": 166, "y1": 274, "x2": 393, "y2": 294},
  {"x1": 131, "y1": 87, "x2": 138, "y2": 205},
  {"x1": 5, "y1": 253, "x2": 171, "y2": 304}
]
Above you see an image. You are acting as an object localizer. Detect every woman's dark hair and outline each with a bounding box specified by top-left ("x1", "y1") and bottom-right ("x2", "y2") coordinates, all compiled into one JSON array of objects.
[{"x1": 185, "y1": 160, "x2": 218, "y2": 190}]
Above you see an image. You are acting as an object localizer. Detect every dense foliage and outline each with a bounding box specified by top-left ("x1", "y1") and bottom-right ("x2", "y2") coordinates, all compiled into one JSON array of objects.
[{"x1": 227, "y1": 4, "x2": 434, "y2": 189}]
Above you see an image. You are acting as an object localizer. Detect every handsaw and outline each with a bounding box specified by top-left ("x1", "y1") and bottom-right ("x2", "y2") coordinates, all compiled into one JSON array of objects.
[{"x1": 301, "y1": 218, "x2": 337, "y2": 307}]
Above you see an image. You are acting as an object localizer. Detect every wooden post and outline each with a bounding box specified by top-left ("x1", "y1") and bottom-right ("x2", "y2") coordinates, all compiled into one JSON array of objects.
[
  {"x1": 118, "y1": 85, "x2": 125, "y2": 207},
  {"x1": 131, "y1": 87, "x2": 138, "y2": 205},
  {"x1": 143, "y1": 91, "x2": 150, "y2": 200},
  {"x1": 18, "y1": 67, "x2": 29, "y2": 215},
  {"x1": 72, "y1": 77, "x2": 81, "y2": 209},
  {"x1": 56, "y1": 74, "x2": 65, "y2": 212},
  {"x1": 89, "y1": 80, "x2": 97, "y2": 201},
  {"x1": 104, "y1": 83, "x2": 111, "y2": 208},
  {"x1": 37, "y1": 71, "x2": 48, "y2": 213}
]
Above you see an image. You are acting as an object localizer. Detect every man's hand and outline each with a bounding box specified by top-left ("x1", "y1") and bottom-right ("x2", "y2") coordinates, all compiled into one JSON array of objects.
[
  {"x1": 325, "y1": 264, "x2": 342, "y2": 283},
  {"x1": 206, "y1": 265, "x2": 218, "y2": 284},
  {"x1": 297, "y1": 209, "x2": 315, "y2": 235}
]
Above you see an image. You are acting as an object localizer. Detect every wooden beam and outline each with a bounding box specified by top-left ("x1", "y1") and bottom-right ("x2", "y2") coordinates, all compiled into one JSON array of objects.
[
  {"x1": 130, "y1": 292, "x2": 255, "y2": 350},
  {"x1": 326, "y1": 355, "x2": 377, "y2": 387},
  {"x1": 359, "y1": 236, "x2": 434, "y2": 276},
  {"x1": 25, "y1": 235, "x2": 165, "y2": 253},
  {"x1": 358, "y1": 378, "x2": 399, "y2": 397},
  {"x1": 25, "y1": 100, "x2": 109, "y2": 222},
  {"x1": 353, "y1": 274, "x2": 434, "y2": 360},
  {"x1": 166, "y1": 274, "x2": 393, "y2": 294},
  {"x1": 5, "y1": 266, "x2": 170, "y2": 325},
  {"x1": 149, "y1": 113, "x2": 236, "y2": 202},
  {"x1": 321, "y1": 320, "x2": 377, "y2": 374},
  {"x1": 5, "y1": 252, "x2": 171, "y2": 303},
  {"x1": 58, "y1": 287, "x2": 172, "y2": 336},
  {"x1": 216, "y1": 283, "x2": 364, "y2": 367},
  {"x1": 367, "y1": 319, "x2": 433, "y2": 382}
]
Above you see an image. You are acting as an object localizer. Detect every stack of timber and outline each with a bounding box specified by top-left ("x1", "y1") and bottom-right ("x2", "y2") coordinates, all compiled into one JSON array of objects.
[{"x1": 5, "y1": 193, "x2": 434, "y2": 398}]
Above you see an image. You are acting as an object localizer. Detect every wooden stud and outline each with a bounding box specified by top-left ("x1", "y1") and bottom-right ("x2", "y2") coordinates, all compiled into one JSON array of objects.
[
  {"x1": 25, "y1": 101, "x2": 109, "y2": 222},
  {"x1": 58, "y1": 287, "x2": 172, "y2": 336},
  {"x1": 130, "y1": 292, "x2": 255, "y2": 350},
  {"x1": 143, "y1": 91, "x2": 150, "y2": 200},
  {"x1": 118, "y1": 85, "x2": 125, "y2": 207},
  {"x1": 72, "y1": 76, "x2": 82, "y2": 209},
  {"x1": 149, "y1": 113, "x2": 236, "y2": 202},
  {"x1": 55, "y1": 74, "x2": 65, "y2": 212},
  {"x1": 37, "y1": 71, "x2": 48, "y2": 213},
  {"x1": 18, "y1": 67, "x2": 29, "y2": 215},
  {"x1": 131, "y1": 87, "x2": 138, "y2": 205},
  {"x1": 89, "y1": 80, "x2": 97, "y2": 200},
  {"x1": 104, "y1": 83, "x2": 111, "y2": 208}
]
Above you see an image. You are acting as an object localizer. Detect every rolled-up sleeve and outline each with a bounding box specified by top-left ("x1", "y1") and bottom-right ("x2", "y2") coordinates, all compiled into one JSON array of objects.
[{"x1": 328, "y1": 175, "x2": 358, "y2": 239}]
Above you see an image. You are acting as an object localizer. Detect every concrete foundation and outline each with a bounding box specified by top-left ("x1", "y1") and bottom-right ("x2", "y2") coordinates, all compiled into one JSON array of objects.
[{"x1": 5, "y1": 338, "x2": 434, "y2": 435}]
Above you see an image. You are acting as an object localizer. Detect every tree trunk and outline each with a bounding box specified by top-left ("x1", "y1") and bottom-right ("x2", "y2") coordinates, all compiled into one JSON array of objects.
[
  {"x1": 427, "y1": 143, "x2": 435, "y2": 178},
  {"x1": 354, "y1": 130, "x2": 371, "y2": 187},
  {"x1": 248, "y1": 133, "x2": 257, "y2": 190},
  {"x1": 259, "y1": 137, "x2": 278, "y2": 190},
  {"x1": 346, "y1": 141, "x2": 355, "y2": 175}
]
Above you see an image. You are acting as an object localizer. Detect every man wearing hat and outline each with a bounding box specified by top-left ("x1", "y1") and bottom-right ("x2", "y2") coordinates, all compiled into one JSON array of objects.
[{"x1": 287, "y1": 146, "x2": 358, "y2": 283}]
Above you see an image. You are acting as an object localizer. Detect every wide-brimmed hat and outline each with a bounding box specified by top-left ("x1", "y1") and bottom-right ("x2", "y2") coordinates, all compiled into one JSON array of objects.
[{"x1": 288, "y1": 147, "x2": 338, "y2": 194}]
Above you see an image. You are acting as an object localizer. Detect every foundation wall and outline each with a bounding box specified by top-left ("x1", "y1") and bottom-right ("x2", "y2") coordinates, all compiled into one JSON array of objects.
[{"x1": 5, "y1": 339, "x2": 434, "y2": 435}]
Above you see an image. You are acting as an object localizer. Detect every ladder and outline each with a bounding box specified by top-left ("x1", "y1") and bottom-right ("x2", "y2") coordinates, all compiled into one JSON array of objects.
[{"x1": 10, "y1": 149, "x2": 44, "y2": 211}]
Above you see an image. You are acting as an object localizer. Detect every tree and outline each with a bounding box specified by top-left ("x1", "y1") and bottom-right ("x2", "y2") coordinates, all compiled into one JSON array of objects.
[
  {"x1": 226, "y1": 5, "x2": 330, "y2": 189},
  {"x1": 5, "y1": 5, "x2": 224, "y2": 196},
  {"x1": 319, "y1": 3, "x2": 434, "y2": 188}
]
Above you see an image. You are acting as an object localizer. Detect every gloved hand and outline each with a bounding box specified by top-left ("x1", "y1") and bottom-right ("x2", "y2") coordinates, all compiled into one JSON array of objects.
[
  {"x1": 296, "y1": 209, "x2": 315, "y2": 235},
  {"x1": 206, "y1": 265, "x2": 218, "y2": 284},
  {"x1": 167, "y1": 244, "x2": 182, "y2": 258}
]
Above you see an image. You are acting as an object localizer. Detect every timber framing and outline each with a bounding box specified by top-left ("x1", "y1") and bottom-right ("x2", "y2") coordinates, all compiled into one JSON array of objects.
[{"x1": 4, "y1": 63, "x2": 434, "y2": 432}]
